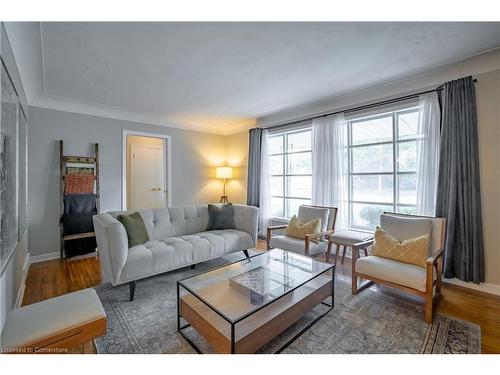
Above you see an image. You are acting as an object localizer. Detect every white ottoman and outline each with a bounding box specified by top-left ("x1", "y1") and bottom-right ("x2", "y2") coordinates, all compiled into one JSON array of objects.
[
  {"x1": 328, "y1": 230, "x2": 374, "y2": 265},
  {"x1": 1, "y1": 288, "x2": 107, "y2": 354}
]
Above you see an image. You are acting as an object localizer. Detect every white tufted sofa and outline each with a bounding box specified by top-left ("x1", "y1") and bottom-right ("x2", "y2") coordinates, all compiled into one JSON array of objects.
[{"x1": 93, "y1": 204, "x2": 259, "y2": 300}]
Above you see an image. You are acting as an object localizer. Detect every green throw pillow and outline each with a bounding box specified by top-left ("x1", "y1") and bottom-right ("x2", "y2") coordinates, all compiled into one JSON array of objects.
[
  {"x1": 208, "y1": 203, "x2": 235, "y2": 230},
  {"x1": 117, "y1": 212, "x2": 150, "y2": 247}
]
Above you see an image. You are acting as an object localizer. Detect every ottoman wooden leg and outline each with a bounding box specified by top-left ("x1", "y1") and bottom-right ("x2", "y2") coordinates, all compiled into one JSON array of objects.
[{"x1": 334, "y1": 244, "x2": 341, "y2": 266}]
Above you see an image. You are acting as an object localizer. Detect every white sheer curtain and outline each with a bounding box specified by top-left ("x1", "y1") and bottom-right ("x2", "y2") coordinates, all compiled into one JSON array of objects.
[
  {"x1": 416, "y1": 92, "x2": 441, "y2": 216},
  {"x1": 311, "y1": 113, "x2": 348, "y2": 229},
  {"x1": 258, "y1": 129, "x2": 271, "y2": 236}
]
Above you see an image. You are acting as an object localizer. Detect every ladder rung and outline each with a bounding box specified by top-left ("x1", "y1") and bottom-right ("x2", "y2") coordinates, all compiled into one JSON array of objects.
[
  {"x1": 63, "y1": 232, "x2": 96, "y2": 241},
  {"x1": 63, "y1": 156, "x2": 96, "y2": 164}
]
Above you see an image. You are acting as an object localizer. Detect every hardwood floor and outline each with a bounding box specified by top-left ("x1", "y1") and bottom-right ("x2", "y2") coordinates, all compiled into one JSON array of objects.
[{"x1": 21, "y1": 241, "x2": 500, "y2": 353}]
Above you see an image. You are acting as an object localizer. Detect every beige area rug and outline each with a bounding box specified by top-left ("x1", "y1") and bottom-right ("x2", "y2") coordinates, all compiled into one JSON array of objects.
[{"x1": 94, "y1": 251, "x2": 480, "y2": 354}]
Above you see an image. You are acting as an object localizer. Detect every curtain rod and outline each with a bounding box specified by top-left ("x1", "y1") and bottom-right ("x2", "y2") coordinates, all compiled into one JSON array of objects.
[{"x1": 256, "y1": 78, "x2": 477, "y2": 131}]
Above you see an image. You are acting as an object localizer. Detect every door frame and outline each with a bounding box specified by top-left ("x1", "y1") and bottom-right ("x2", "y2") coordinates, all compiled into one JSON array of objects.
[{"x1": 122, "y1": 130, "x2": 172, "y2": 210}]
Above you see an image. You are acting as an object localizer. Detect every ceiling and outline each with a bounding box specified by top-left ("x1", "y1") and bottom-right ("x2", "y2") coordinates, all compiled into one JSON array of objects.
[{"x1": 25, "y1": 22, "x2": 500, "y2": 133}]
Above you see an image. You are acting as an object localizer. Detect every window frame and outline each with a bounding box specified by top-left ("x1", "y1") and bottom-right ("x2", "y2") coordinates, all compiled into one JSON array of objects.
[
  {"x1": 347, "y1": 107, "x2": 419, "y2": 231},
  {"x1": 269, "y1": 127, "x2": 312, "y2": 220}
]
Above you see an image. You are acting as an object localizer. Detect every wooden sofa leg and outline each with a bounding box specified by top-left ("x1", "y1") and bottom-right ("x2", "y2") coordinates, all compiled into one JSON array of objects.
[
  {"x1": 130, "y1": 280, "x2": 136, "y2": 301},
  {"x1": 243, "y1": 249, "x2": 250, "y2": 258}
]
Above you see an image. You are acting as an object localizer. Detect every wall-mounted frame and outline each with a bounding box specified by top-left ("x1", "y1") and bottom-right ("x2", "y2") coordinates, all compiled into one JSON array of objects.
[
  {"x1": 0, "y1": 60, "x2": 19, "y2": 275},
  {"x1": 1, "y1": 22, "x2": 29, "y2": 277}
]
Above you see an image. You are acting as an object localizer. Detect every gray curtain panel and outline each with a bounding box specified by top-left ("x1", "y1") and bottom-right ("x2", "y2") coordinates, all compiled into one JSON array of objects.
[
  {"x1": 246, "y1": 128, "x2": 263, "y2": 206},
  {"x1": 436, "y1": 76, "x2": 485, "y2": 283}
]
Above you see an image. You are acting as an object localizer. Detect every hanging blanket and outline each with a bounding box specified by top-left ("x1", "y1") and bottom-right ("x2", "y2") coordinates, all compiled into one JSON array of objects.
[{"x1": 64, "y1": 194, "x2": 97, "y2": 214}]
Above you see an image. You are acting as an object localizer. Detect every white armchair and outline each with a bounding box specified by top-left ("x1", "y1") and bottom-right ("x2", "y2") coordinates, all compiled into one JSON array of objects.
[
  {"x1": 266, "y1": 205, "x2": 338, "y2": 257},
  {"x1": 352, "y1": 212, "x2": 446, "y2": 323}
]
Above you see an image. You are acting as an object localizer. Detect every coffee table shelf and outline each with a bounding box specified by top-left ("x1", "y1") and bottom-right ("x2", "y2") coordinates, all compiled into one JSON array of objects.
[{"x1": 177, "y1": 249, "x2": 334, "y2": 354}]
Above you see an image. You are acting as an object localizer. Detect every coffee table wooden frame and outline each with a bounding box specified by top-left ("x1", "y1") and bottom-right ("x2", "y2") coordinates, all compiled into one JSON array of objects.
[{"x1": 177, "y1": 251, "x2": 334, "y2": 354}]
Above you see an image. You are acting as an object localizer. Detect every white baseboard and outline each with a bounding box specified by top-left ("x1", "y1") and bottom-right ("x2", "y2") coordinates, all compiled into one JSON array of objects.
[
  {"x1": 29, "y1": 251, "x2": 59, "y2": 264},
  {"x1": 15, "y1": 252, "x2": 31, "y2": 308},
  {"x1": 443, "y1": 277, "x2": 500, "y2": 297}
]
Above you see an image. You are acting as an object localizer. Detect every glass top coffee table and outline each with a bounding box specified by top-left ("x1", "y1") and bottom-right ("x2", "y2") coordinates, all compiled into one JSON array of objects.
[{"x1": 177, "y1": 249, "x2": 334, "y2": 354}]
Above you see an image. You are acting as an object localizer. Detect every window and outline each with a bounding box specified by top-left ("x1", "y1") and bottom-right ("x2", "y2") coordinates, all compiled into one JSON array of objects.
[
  {"x1": 269, "y1": 128, "x2": 312, "y2": 219},
  {"x1": 348, "y1": 108, "x2": 419, "y2": 230}
]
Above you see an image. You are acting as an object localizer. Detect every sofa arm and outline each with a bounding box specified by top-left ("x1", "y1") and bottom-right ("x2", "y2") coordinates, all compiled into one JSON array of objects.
[
  {"x1": 232, "y1": 204, "x2": 259, "y2": 246},
  {"x1": 93, "y1": 213, "x2": 129, "y2": 285}
]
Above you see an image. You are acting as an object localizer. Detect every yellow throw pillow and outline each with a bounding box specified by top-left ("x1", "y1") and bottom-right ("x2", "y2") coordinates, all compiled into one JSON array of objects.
[
  {"x1": 285, "y1": 215, "x2": 321, "y2": 240},
  {"x1": 371, "y1": 226, "x2": 430, "y2": 268}
]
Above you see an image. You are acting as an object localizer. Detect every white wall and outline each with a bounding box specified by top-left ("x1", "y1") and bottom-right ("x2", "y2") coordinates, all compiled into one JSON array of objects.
[
  {"x1": 28, "y1": 106, "x2": 231, "y2": 258},
  {"x1": 257, "y1": 50, "x2": 500, "y2": 291}
]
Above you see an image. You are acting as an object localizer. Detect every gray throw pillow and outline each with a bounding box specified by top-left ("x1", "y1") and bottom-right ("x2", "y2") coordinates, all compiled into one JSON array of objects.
[{"x1": 208, "y1": 203, "x2": 235, "y2": 230}]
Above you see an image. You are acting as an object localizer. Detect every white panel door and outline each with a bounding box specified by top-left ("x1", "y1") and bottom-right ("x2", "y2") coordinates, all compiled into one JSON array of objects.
[{"x1": 130, "y1": 144, "x2": 165, "y2": 209}]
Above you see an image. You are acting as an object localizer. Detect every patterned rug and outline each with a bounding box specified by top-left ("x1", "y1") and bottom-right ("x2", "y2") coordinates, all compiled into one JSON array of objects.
[{"x1": 94, "y1": 251, "x2": 480, "y2": 354}]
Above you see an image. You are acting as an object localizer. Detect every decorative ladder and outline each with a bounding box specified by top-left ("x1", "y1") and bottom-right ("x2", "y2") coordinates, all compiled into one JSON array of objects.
[{"x1": 59, "y1": 140, "x2": 100, "y2": 260}]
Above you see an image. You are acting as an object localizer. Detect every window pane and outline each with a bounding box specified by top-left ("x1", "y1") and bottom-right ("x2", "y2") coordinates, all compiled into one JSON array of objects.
[
  {"x1": 286, "y1": 199, "x2": 311, "y2": 219},
  {"x1": 398, "y1": 141, "x2": 417, "y2": 172},
  {"x1": 352, "y1": 203, "x2": 393, "y2": 230},
  {"x1": 398, "y1": 173, "x2": 417, "y2": 205},
  {"x1": 351, "y1": 115, "x2": 393, "y2": 145},
  {"x1": 270, "y1": 155, "x2": 283, "y2": 175},
  {"x1": 397, "y1": 206, "x2": 417, "y2": 215},
  {"x1": 269, "y1": 135, "x2": 284, "y2": 154},
  {"x1": 287, "y1": 131, "x2": 311, "y2": 152},
  {"x1": 287, "y1": 176, "x2": 311, "y2": 199},
  {"x1": 352, "y1": 143, "x2": 393, "y2": 173},
  {"x1": 271, "y1": 197, "x2": 284, "y2": 218},
  {"x1": 270, "y1": 177, "x2": 283, "y2": 197},
  {"x1": 398, "y1": 111, "x2": 419, "y2": 140},
  {"x1": 352, "y1": 175, "x2": 393, "y2": 203},
  {"x1": 287, "y1": 152, "x2": 311, "y2": 174}
]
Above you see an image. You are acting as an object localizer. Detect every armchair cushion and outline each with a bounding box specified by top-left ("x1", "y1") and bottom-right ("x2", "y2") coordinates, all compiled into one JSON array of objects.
[
  {"x1": 285, "y1": 215, "x2": 321, "y2": 240},
  {"x1": 269, "y1": 235, "x2": 328, "y2": 256},
  {"x1": 298, "y1": 206, "x2": 330, "y2": 232},
  {"x1": 355, "y1": 255, "x2": 428, "y2": 292},
  {"x1": 371, "y1": 227, "x2": 430, "y2": 268},
  {"x1": 380, "y1": 214, "x2": 432, "y2": 255}
]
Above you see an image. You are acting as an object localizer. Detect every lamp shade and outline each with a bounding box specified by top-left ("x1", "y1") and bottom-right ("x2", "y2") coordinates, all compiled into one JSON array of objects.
[{"x1": 216, "y1": 166, "x2": 233, "y2": 179}]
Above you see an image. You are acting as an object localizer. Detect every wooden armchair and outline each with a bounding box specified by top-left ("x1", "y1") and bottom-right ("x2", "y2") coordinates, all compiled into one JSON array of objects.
[
  {"x1": 352, "y1": 212, "x2": 446, "y2": 323},
  {"x1": 266, "y1": 205, "x2": 338, "y2": 257}
]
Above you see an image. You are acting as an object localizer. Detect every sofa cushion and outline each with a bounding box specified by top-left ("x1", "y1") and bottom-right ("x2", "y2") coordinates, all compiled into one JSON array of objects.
[
  {"x1": 208, "y1": 203, "x2": 235, "y2": 230},
  {"x1": 355, "y1": 255, "x2": 428, "y2": 292},
  {"x1": 117, "y1": 212, "x2": 150, "y2": 247},
  {"x1": 119, "y1": 229, "x2": 252, "y2": 283},
  {"x1": 269, "y1": 235, "x2": 328, "y2": 256}
]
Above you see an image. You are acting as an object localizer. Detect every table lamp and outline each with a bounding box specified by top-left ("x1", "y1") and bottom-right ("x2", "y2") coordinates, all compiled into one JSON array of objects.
[{"x1": 216, "y1": 166, "x2": 233, "y2": 203}]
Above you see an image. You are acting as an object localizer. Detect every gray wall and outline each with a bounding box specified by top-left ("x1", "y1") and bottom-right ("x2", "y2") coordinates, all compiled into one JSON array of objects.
[{"x1": 28, "y1": 106, "x2": 228, "y2": 257}]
